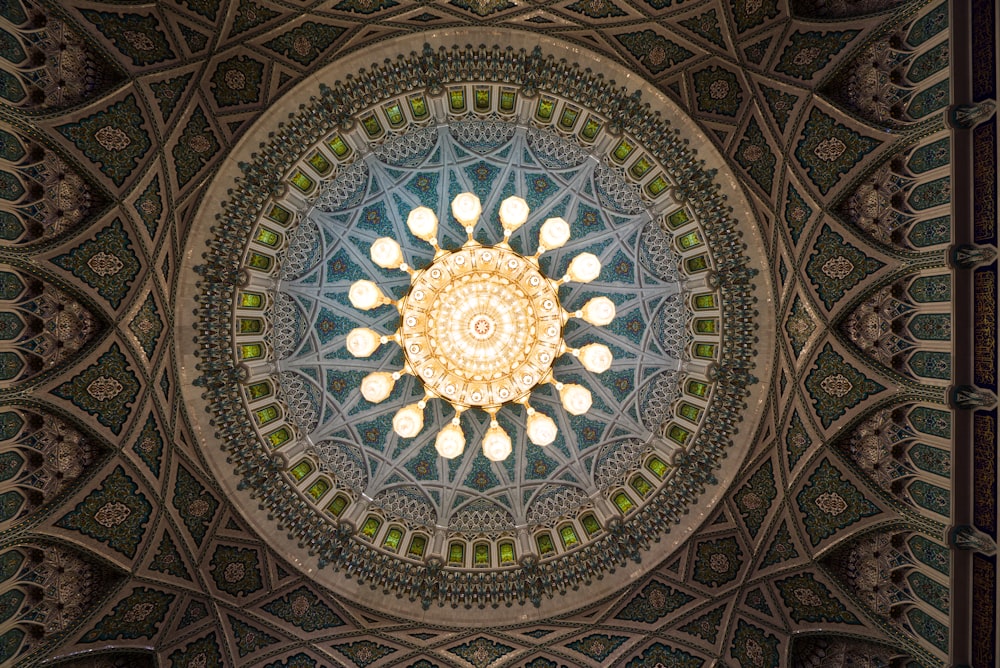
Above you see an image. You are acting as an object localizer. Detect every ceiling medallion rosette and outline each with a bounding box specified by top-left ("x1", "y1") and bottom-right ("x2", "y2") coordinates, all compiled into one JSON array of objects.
[{"x1": 185, "y1": 36, "x2": 768, "y2": 616}]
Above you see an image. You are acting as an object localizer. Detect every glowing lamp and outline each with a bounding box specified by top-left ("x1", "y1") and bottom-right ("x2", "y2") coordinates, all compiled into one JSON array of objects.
[
  {"x1": 393, "y1": 403, "x2": 424, "y2": 438},
  {"x1": 360, "y1": 372, "x2": 395, "y2": 403},
  {"x1": 435, "y1": 421, "x2": 466, "y2": 459},
  {"x1": 498, "y1": 196, "x2": 529, "y2": 232},
  {"x1": 560, "y1": 383, "x2": 592, "y2": 415},
  {"x1": 370, "y1": 237, "x2": 404, "y2": 269},
  {"x1": 578, "y1": 343, "x2": 613, "y2": 373},
  {"x1": 566, "y1": 252, "x2": 601, "y2": 283},
  {"x1": 349, "y1": 280, "x2": 387, "y2": 310},
  {"x1": 482, "y1": 423, "x2": 513, "y2": 461},
  {"x1": 346, "y1": 328, "x2": 382, "y2": 358},
  {"x1": 526, "y1": 411, "x2": 558, "y2": 446},
  {"x1": 407, "y1": 206, "x2": 438, "y2": 242},
  {"x1": 451, "y1": 192, "x2": 482, "y2": 226},
  {"x1": 538, "y1": 217, "x2": 570, "y2": 251},
  {"x1": 579, "y1": 297, "x2": 616, "y2": 326}
]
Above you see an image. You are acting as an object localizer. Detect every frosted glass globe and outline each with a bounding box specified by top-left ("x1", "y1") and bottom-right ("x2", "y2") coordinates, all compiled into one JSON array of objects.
[
  {"x1": 560, "y1": 383, "x2": 592, "y2": 415},
  {"x1": 526, "y1": 411, "x2": 558, "y2": 446},
  {"x1": 578, "y1": 343, "x2": 613, "y2": 373},
  {"x1": 580, "y1": 297, "x2": 616, "y2": 326},
  {"x1": 451, "y1": 192, "x2": 482, "y2": 226},
  {"x1": 566, "y1": 252, "x2": 601, "y2": 283},
  {"x1": 360, "y1": 372, "x2": 395, "y2": 403},
  {"x1": 349, "y1": 280, "x2": 384, "y2": 310},
  {"x1": 370, "y1": 237, "x2": 404, "y2": 269},
  {"x1": 538, "y1": 217, "x2": 570, "y2": 250},
  {"x1": 482, "y1": 424, "x2": 512, "y2": 461},
  {"x1": 393, "y1": 403, "x2": 424, "y2": 438},
  {"x1": 407, "y1": 206, "x2": 438, "y2": 241},
  {"x1": 345, "y1": 328, "x2": 381, "y2": 358},
  {"x1": 435, "y1": 423, "x2": 466, "y2": 459},
  {"x1": 498, "y1": 196, "x2": 529, "y2": 231}
]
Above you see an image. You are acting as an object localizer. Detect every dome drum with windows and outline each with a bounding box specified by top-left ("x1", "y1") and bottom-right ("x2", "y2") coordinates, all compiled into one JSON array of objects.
[{"x1": 346, "y1": 192, "x2": 615, "y2": 462}]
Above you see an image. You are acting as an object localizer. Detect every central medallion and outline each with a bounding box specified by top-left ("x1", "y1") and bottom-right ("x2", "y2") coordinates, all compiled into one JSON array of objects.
[
  {"x1": 345, "y1": 192, "x2": 617, "y2": 461},
  {"x1": 401, "y1": 245, "x2": 562, "y2": 407}
]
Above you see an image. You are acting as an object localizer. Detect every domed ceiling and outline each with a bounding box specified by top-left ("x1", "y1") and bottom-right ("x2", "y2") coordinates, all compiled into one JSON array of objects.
[{"x1": 0, "y1": 0, "x2": 995, "y2": 667}]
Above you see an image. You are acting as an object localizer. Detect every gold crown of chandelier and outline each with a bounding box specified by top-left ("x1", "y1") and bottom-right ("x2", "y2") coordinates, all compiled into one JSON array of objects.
[{"x1": 346, "y1": 192, "x2": 615, "y2": 462}]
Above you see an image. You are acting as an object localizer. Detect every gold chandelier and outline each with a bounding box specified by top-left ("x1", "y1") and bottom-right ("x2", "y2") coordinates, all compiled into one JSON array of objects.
[{"x1": 346, "y1": 193, "x2": 615, "y2": 462}]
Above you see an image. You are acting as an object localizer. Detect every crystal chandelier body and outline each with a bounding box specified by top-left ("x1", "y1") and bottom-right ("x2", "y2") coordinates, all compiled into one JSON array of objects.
[{"x1": 347, "y1": 193, "x2": 615, "y2": 461}]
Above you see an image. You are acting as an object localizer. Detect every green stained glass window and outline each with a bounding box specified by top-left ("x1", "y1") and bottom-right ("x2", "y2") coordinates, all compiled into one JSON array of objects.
[
  {"x1": 474, "y1": 542, "x2": 489, "y2": 566},
  {"x1": 536, "y1": 97, "x2": 555, "y2": 121},
  {"x1": 255, "y1": 405, "x2": 279, "y2": 424},
  {"x1": 630, "y1": 155, "x2": 652, "y2": 179},
  {"x1": 239, "y1": 292, "x2": 263, "y2": 309},
  {"x1": 613, "y1": 492, "x2": 634, "y2": 514},
  {"x1": 247, "y1": 252, "x2": 272, "y2": 271},
  {"x1": 290, "y1": 459, "x2": 313, "y2": 481},
  {"x1": 694, "y1": 294, "x2": 716, "y2": 310},
  {"x1": 361, "y1": 114, "x2": 383, "y2": 138},
  {"x1": 307, "y1": 151, "x2": 332, "y2": 175},
  {"x1": 383, "y1": 527, "x2": 403, "y2": 551},
  {"x1": 645, "y1": 175, "x2": 669, "y2": 197},
  {"x1": 581, "y1": 513, "x2": 601, "y2": 537},
  {"x1": 361, "y1": 516, "x2": 381, "y2": 539},
  {"x1": 327, "y1": 494, "x2": 349, "y2": 516},
  {"x1": 448, "y1": 541, "x2": 464, "y2": 564},
  {"x1": 580, "y1": 116, "x2": 601, "y2": 141},
  {"x1": 474, "y1": 87, "x2": 490, "y2": 111},
  {"x1": 679, "y1": 403, "x2": 702, "y2": 422},
  {"x1": 646, "y1": 456, "x2": 668, "y2": 479},
  {"x1": 685, "y1": 255, "x2": 709, "y2": 272},
  {"x1": 247, "y1": 381, "x2": 272, "y2": 400},
  {"x1": 630, "y1": 475, "x2": 653, "y2": 498},
  {"x1": 327, "y1": 135, "x2": 351, "y2": 158},
  {"x1": 267, "y1": 204, "x2": 291, "y2": 225},
  {"x1": 307, "y1": 478, "x2": 330, "y2": 500},
  {"x1": 559, "y1": 105, "x2": 580, "y2": 129},
  {"x1": 255, "y1": 227, "x2": 280, "y2": 247},
  {"x1": 536, "y1": 532, "x2": 555, "y2": 555},
  {"x1": 678, "y1": 230, "x2": 702, "y2": 249},
  {"x1": 686, "y1": 379, "x2": 709, "y2": 397},
  {"x1": 238, "y1": 318, "x2": 262, "y2": 334},
  {"x1": 559, "y1": 524, "x2": 579, "y2": 549},
  {"x1": 694, "y1": 318, "x2": 717, "y2": 334},
  {"x1": 449, "y1": 88, "x2": 466, "y2": 112},
  {"x1": 667, "y1": 424, "x2": 690, "y2": 445},
  {"x1": 267, "y1": 427, "x2": 290, "y2": 448},
  {"x1": 289, "y1": 170, "x2": 314, "y2": 193},
  {"x1": 499, "y1": 541, "x2": 515, "y2": 565},
  {"x1": 499, "y1": 89, "x2": 516, "y2": 112},
  {"x1": 694, "y1": 343, "x2": 716, "y2": 359},
  {"x1": 383, "y1": 102, "x2": 405, "y2": 128},
  {"x1": 408, "y1": 95, "x2": 428, "y2": 119},
  {"x1": 407, "y1": 535, "x2": 426, "y2": 558},
  {"x1": 239, "y1": 344, "x2": 262, "y2": 360},
  {"x1": 612, "y1": 139, "x2": 634, "y2": 163},
  {"x1": 667, "y1": 209, "x2": 689, "y2": 228}
]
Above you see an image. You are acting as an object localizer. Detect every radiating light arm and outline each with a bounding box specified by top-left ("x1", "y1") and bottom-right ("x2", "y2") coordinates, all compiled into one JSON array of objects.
[
  {"x1": 360, "y1": 371, "x2": 396, "y2": 403},
  {"x1": 573, "y1": 343, "x2": 613, "y2": 373},
  {"x1": 435, "y1": 412, "x2": 466, "y2": 459},
  {"x1": 346, "y1": 327, "x2": 384, "y2": 358},
  {"x1": 349, "y1": 280, "x2": 393, "y2": 310},
  {"x1": 370, "y1": 237, "x2": 411, "y2": 273},
  {"x1": 451, "y1": 192, "x2": 482, "y2": 240},
  {"x1": 482, "y1": 417, "x2": 512, "y2": 461},
  {"x1": 498, "y1": 196, "x2": 529, "y2": 239},
  {"x1": 563, "y1": 252, "x2": 601, "y2": 284},
  {"x1": 524, "y1": 404, "x2": 558, "y2": 446},
  {"x1": 548, "y1": 378, "x2": 593, "y2": 416},
  {"x1": 574, "y1": 296, "x2": 616, "y2": 326},
  {"x1": 535, "y1": 217, "x2": 570, "y2": 256},
  {"x1": 393, "y1": 394, "x2": 432, "y2": 439},
  {"x1": 407, "y1": 206, "x2": 440, "y2": 251}
]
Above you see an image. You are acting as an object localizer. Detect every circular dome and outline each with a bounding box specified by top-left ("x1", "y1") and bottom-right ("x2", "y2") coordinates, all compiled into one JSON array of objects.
[{"x1": 178, "y1": 30, "x2": 773, "y2": 623}]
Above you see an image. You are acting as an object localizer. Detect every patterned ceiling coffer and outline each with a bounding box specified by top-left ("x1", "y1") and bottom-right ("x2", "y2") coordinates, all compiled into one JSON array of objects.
[{"x1": 188, "y1": 43, "x2": 765, "y2": 611}]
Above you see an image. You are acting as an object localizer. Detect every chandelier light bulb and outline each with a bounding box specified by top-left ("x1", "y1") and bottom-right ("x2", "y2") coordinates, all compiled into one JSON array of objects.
[
  {"x1": 349, "y1": 280, "x2": 386, "y2": 310},
  {"x1": 435, "y1": 421, "x2": 466, "y2": 459},
  {"x1": 498, "y1": 196, "x2": 529, "y2": 232},
  {"x1": 360, "y1": 371, "x2": 395, "y2": 403},
  {"x1": 370, "y1": 237, "x2": 405, "y2": 269},
  {"x1": 407, "y1": 206, "x2": 438, "y2": 242},
  {"x1": 482, "y1": 422, "x2": 513, "y2": 461},
  {"x1": 565, "y1": 252, "x2": 602, "y2": 283},
  {"x1": 560, "y1": 383, "x2": 593, "y2": 415},
  {"x1": 538, "y1": 217, "x2": 570, "y2": 251},
  {"x1": 526, "y1": 410, "x2": 558, "y2": 446},
  {"x1": 578, "y1": 343, "x2": 613, "y2": 373},
  {"x1": 579, "y1": 296, "x2": 616, "y2": 326},
  {"x1": 451, "y1": 192, "x2": 482, "y2": 226},
  {"x1": 393, "y1": 403, "x2": 425, "y2": 438},
  {"x1": 345, "y1": 327, "x2": 382, "y2": 358}
]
